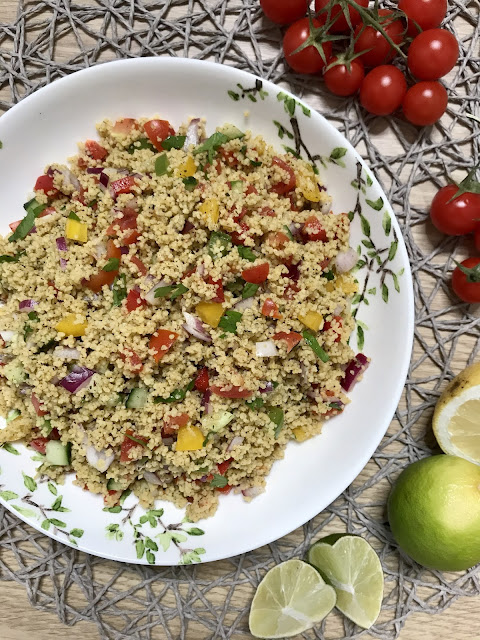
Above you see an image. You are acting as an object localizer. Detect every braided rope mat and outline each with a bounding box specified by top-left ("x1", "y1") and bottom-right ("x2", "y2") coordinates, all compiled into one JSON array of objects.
[{"x1": 1, "y1": 1, "x2": 480, "y2": 638}]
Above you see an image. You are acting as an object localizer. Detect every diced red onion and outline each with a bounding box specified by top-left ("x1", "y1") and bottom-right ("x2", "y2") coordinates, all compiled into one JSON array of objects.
[
  {"x1": 19, "y1": 300, "x2": 38, "y2": 312},
  {"x1": 227, "y1": 436, "x2": 244, "y2": 452},
  {"x1": 341, "y1": 353, "x2": 370, "y2": 392},
  {"x1": 182, "y1": 312, "x2": 212, "y2": 342},
  {"x1": 86, "y1": 167, "x2": 104, "y2": 175},
  {"x1": 0, "y1": 353, "x2": 12, "y2": 365},
  {"x1": 182, "y1": 220, "x2": 195, "y2": 235},
  {"x1": 56, "y1": 237, "x2": 68, "y2": 252},
  {"x1": 288, "y1": 222, "x2": 302, "y2": 238},
  {"x1": 99, "y1": 172, "x2": 110, "y2": 189},
  {"x1": 53, "y1": 347, "x2": 81, "y2": 360},
  {"x1": 183, "y1": 118, "x2": 201, "y2": 150},
  {"x1": 18, "y1": 383, "x2": 33, "y2": 395},
  {"x1": 300, "y1": 362, "x2": 309, "y2": 385},
  {"x1": 60, "y1": 168, "x2": 81, "y2": 192},
  {"x1": 335, "y1": 248, "x2": 358, "y2": 274},
  {"x1": 58, "y1": 365, "x2": 95, "y2": 393},
  {"x1": 143, "y1": 471, "x2": 163, "y2": 485},
  {"x1": 59, "y1": 258, "x2": 68, "y2": 271},
  {"x1": 242, "y1": 486, "x2": 264, "y2": 499},
  {"x1": 198, "y1": 474, "x2": 209, "y2": 483},
  {"x1": 259, "y1": 381, "x2": 275, "y2": 394},
  {"x1": 234, "y1": 297, "x2": 254, "y2": 311},
  {"x1": 86, "y1": 444, "x2": 114, "y2": 472},
  {"x1": 196, "y1": 262, "x2": 205, "y2": 276},
  {"x1": 284, "y1": 263, "x2": 300, "y2": 281},
  {"x1": 120, "y1": 246, "x2": 129, "y2": 255},
  {"x1": 144, "y1": 279, "x2": 167, "y2": 305},
  {"x1": 201, "y1": 389, "x2": 212, "y2": 414},
  {"x1": 255, "y1": 340, "x2": 278, "y2": 357}
]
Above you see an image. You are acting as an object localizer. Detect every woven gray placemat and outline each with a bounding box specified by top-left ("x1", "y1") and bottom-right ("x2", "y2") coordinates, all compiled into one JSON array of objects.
[{"x1": 1, "y1": 1, "x2": 480, "y2": 639}]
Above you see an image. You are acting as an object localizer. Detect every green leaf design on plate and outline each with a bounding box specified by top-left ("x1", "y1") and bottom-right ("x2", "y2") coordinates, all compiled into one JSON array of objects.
[
  {"x1": 382, "y1": 284, "x2": 389, "y2": 303},
  {"x1": 360, "y1": 214, "x2": 371, "y2": 237},
  {"x1": 41, "y1": 519, "x2": 51, "y2": 531},
  {"x1": 156, "y1": 532, "x2": 172, "y2": 552},
  {"x1": 103, "y1": 505, "x2": 122, "y2": 513},
  {"x1": 383, "y1": 211, "x2": 392, "y2": 235},
  {"x1": 366, "y1": 197, "x2": 384, "y2": 211},
  {"x1": 170, "y1": 531, "x2": 188, "y2": 544},
  {"x1": 2, "y1": 443, "x2": 20, "y2": 455},
  {"x1": 48, "y1": 482, "x2": 57, "y2": 495},
  {"x1": 388, "y1": 241, "x2": 398, "y2": 261},
  {"x1": 392, "y1": 273, "x2": 400, "y2": 292},
  {"x1": 227, "y1": 90, "x2": 240, "y2": 101},
  {"x1": 187, "y1": 527, "x2": 205, "y2": 536},
  {"x1": 22, "y1": 472, "x2": 37, "y2": 492},
  {"x1": 357, "y1": 325, "x2": 365, "y2": 351},
  {"x1": 13, "y1": 505, "x2": 38, "y2": 518},
  {"x1": 135, "y1": 540, "x2": 145, "y2": 559},
  {"x1": 0, "y1": 490, "x2": 18, "y2": 501},
  {"x1": 49, "y1": 518, "x2": 67, "y2": 528},
  {"x1": 146, "y1": 550, "x2": 156, "y2": 565},
  {"x1": 70, "y1": 528, "x2": 84, "y2": 538},
  {"x1": 145, "y1": 538, "x2": 158, "y2": 551}
]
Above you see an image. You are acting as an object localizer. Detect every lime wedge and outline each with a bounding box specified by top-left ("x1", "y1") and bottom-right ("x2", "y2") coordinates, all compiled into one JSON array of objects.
[
  {"x1": 308, "y1": 535, "x2": 383, "y2": 629},
  {"x1": 249, "y1": 558, "x2": 336, "y2": 638}
]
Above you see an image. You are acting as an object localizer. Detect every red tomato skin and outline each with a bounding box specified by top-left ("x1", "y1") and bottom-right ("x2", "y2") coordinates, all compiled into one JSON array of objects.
[
  {"x1": 266, "y1": 231, "x2": 290, "y2": 250},
  {"x1": 315, "y1": 0, "x2": 369, "y2": 33},
  {"x1": 112, "y1": 119, "x2": 137, "y2": 134},
  {"x1": 206, "y1": 275, "x2": 225, "y2": 303},
  {"x1": 260, "y1": 0, "x2": 308, "y2": 25},
  {"x1": 30, "y1": 437, "x2": 49, "y2": 454},
  {"x1": 230, "y1": 222, "x2": 250, "y2": 246},
  {"x1": 120, "y1": 348, "x2": 144, "y2": 372},
  {"x1": 271, "y1": 157, "x2": 296, "y2": 195},
  {"x1": 360, "y1": 65, "x2": 407, "y2": 116},
  {"x1": 354, "y1": 10, "x2": 405, "y2": 67},
  {"x1": 261, "y1": 298, "x2": 282, "y2": 319},
  {"x1": 241, "y1": 262, "x2": 270, "y2": 284},
  {"x1": 430, "y1": 185, "x2": 480, "y2": 236},
  {"x1": 301, "y1": 215, "x2": 328, "y2": 242},
  {"x1": 82, "y1": 239, "x2": 121, "y2": 292},
  {"x1": 452, "y1": 258, "x2": 480, "y2": 304},
  {"x1": 120, "y1": 430, "x2": 148, "y2": 462},
  {"x1": 407, "y1": 29, "x2": 459, "y2": 80},
  {"x1": 475, "y1": 227, "x2": 480, "y2": 252},
  {"x1": 283, "y1": 18, "x2": 332, "y2": 74},
  {"x1": 194, "y1": 367, "x2": 210, "y2": 393},
  {"x1": 130, "y1": 255, "x2": 148, "y2": 276},
  {"x1": 399, "y1": 0, "x2": 448, "y2": 35},
  {"x1": 324, "y1": 58, "x2": 365, "y2": 96},
  {"x1": 126, "y1": 288, "x2": 147, "y2": 312},
  {"x1": 31, "y1": 393, "x2": 47, "y2": 417},
  {"x1": 110, "y1": 176, "x2": 137, "y2": 198},
  {"x1": 217, "y1": 458, "x2": 234, "y2": 475},
  {"x1": 149, "y1": 330, "x2": 179, "y2": 362},
  {"x1": 144, "y1": 120, "x2": 175, "y2": 152},
  {"x1": 85, "y1": 140, "x2": 108, "y2": 161},
  {"x1": 164, "y1": 413, "x2": 190, "y2": 430},
  {"x1": 272, "y1": 331, "x2": 302, "y2": 353},
  {"x1": 210, "y1": 385, "x2": 253, "y2": 399},
  {"x1": 34, "y1": 174, "x2": 59, "y2": 197},
  {"x1": 216, "y1": 485, "x2": 232, "y2": 494},
  {"x1": 402, "y1": 81, "x2": 448, "y2": 126}
]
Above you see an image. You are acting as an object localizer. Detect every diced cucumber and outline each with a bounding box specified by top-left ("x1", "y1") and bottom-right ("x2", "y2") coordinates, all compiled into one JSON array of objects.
[
  {"x1": 107, "y1": 478, "x2": 124, "y2": 491},
  {"x1": 41, "y1": 420, "x2": 53, "y2": 436},
  {"x1": 202, "y1": 410, "x2": 234, "y2": 434},
  {"x1": 45, "y1": 440, "x2": 71, "y2": 466},
  {"x1": 125, "y1": 388, "x2": 148, "y2": 409},
  {"x1": 230, "y1": 180, "x2": 244, "y2": 193},
  {"x1": 6, "y1": 409, "x2": 21, "y2": 423},
  {"x1": 217, "y1": 124, "x2": 245, "y2": 141},
  {"x1": 106, "y1": 392, "x2": 125, "y2": 407},
  {"x1": 4, "y1": 361, "x2": 26, "y2": 385}
]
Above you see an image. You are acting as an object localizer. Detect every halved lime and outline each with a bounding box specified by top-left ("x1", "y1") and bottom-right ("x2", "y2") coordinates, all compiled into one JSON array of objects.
[
  {"x1": 308, "y1": 535, "x2": 383, "y2": 629},
  {"x1": 249, "y1": 558, "x2": 336, "y2": 639}
]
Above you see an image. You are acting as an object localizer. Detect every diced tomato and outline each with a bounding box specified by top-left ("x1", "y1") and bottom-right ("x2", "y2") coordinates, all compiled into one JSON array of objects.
[
  {"x1": 211, "y1": 384, "x2": 253, "y2": 399},
  {"x1": 107, "y1": 208, "x2": 140, "y2": 244},
  {"x1": 283, "y1": 282, "x2": 300, "y2": 300},
  {"x1": 273, "y1": 331, "x2": 302, "y2": 353},
  {"x1": 126, "y1": 288, "x2": 147, "y2": 312},
  {"x1": 130, "y1": 255, "x2": 148, "y2": 276},
  {"x1": 241, "y1": 262, "x2": 270, "y2": 284},
  {"x1": 216, "y1": 484, "x2": 232, "y2": 494},
  {"x1": 34, "y1": 174, "x2": 59, "y2": 197},
  {"x1": 83, "y1": 239, "x2": 121, "y2": 292},
  {"x1": 217, "y1": 458, "x2": 233, "y2": 475},
  {"x1": 30, "y1": 437, "x2": 49, "y2": 454},
  {"x1": 194, "y1": 367, "x2": 210, "y2": 393},
  {"x1": 258, "y1": 207, "x2": 276, "y2": 217},
  {"x1": 261, "y1": 298, "x2": 282, "y2": 319},
  {"x1": 246, "y1": 184, "x2": 258, "y2": 196},
  {"x1": 230, "y1": 221, "x2": 250, "y2": 246},
  {"x1": 31, "y1": 393, "x2": 47, "y2": 417},
  {"x1": 78, "y1": 157, "x2": 88, "y2": 169},
  {"x1": 300, "y1": 215, "x2": 327, "y2": 243},
  {"x1": 183, "y1": 266, "x2": 196, "y2": 279},
  {"x1": 164, "y1": 413, "x2": 190, "y2": 434},
  {"x1": 323, "y1": 316, "x2": 343, "y2": 342},
  {"x1": 104, "y1": 490, "x2": 122, "y2": 506},
  {"x1": 9, "y1": 220, "x2": 21, "y2": 232},
  {"x1": 206, "y1": 275, "x2": 225, "y2": 303},
  {"x1": 144, "y1": 119, "x2": 175, "y2": 152},
  {"x1": 266, "y1": 231, "x2": 290, "y2": 250},
  {"x1": 0, "y1": 336, "x2": 5, "y2": 349},
  {"x1": 112, "y1": 118, "x2": 137, "y2": 134},
  {"x1": 271, "y1": 157, "x2": 296, "y2": 195},
  {"x1": 73, "y1": 186, "x2": 87, "y2": 206},
  {"x1": 120, "y1": 347, "x2": 144, "y2": 372},
  {"x1": 120, "y1": 429, "x2": 148, "y2": 462},
  {"x1": 288, "y1": 193, "x2": 300, "y2": 212},
  {"x1": 149, "y1": 329, "x2": 179, "y2": 362},
  {"x1": 49, "y1": 428, "x2": 61, "y2": 440},
  {"x1": 85, "y1": 140, "x2": 108, "y2": 161},
  {"x1": 320, "y1": 258, "x2": 331, "y2": 271},
  {"x1": 219, "y1": 147, "x2": 240, "y2": 168},
  {"x1": 284, "y1": 262, "x2": 300, "y2": 281},
  {"x1": 110, "y1": 176, "x2": 137, "y2": 198}
]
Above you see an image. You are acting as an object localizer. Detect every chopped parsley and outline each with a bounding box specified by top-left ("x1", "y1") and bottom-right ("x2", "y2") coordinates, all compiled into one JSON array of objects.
[
  {"x1": 155, "y1": 153, "x2": 169, "y2": 176},
  {"x1": 0, "y1": 252, "x2": 24, "y2": 263},
  {"x1": 237, "y1": 246, "x2": 256, "y2": 262},
  {"x1": 68, "y1": 212, "x2": 81, "y2": 222},
  {"x1": 302, "y1": 330, "x2": 329, "y2": 362},
  {"x1": 154, "y1": 379, "x2": 194, "y2": 404},
  {"x1": 328, "y1": 402, "x2": 343, "y2": 411},
  {"x1": 193, "y1": 132, "x2": 229, "y2": 163},
  {"x1": 283, "y1": 225, "x2": 294, "y2": 241},
  {"x1": 268, "y1": 407, "x2": 285, "y2": 439},
  {"x1": 127, "y1": 138, "x2": 156, "y2": 154},
  {"x1": 161, "y1": 135, "x2": 186, "y2": 151},
  {"x1": 23, "y1": 324, "x2": 34, "y2": 341},
  {"x1": 225, "y1": 278, "x2": 244, "y2": 294},
  {"x1": 210, "y1": 474, "x2": 228, "y2": 488},
  {"x1": 112, "y1": 274, "x2": 127, "y2": 307},
  {"x1": 242, "y1": 282, "x2": 259, "y2": 299},
  {"x1": 37, "y1": 338, "x2": 57, "y2": 354},
  {"x1": 154, "y1": 283, "x2": 189, "y2": 300},
  {"x1": 250, "y1": 159, "x2": 262, "y2": 167},
  {"x1": 183, "y1": 176, "x2": 198, "y2": 191},
  {"x1": 103, "y1": 257, "x2": 120, "y2": 272},
  {"x1": 207, "y1": 231, "x2": 232, "y2": 260},
  {"x1": 28, "y1": 311, "x2": 39, "y2": 322},
  {"x1": 323, "y1": 270, "x2": 335, "y2": 281},
  {"x1": 125, "y1": 434, "x2": 147, "y2": 447},
  {"x1": 218, "y1": 309, "x2": 242, "y2": 334},
  {"x1": 246, "y1": 397, "x2": 264, "y2": 410},
  {"x1": 9, "y1": 199, "x2": 46, "y2": 243}
]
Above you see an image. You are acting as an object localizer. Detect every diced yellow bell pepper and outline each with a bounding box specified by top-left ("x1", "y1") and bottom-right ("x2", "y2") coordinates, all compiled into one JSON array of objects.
[
  {"x1": 176, "y1": 424, "x2": 204, "y2": 451},
  {"x1": 298, "y1": 310, "x2": 324, "y2": 332},
  {"x1": 293, "y1": 426, "x2": 311, "y2": 442},
  {"x1": 337, "y1": 275, "x2": 358, "y2": 295},
  {"x1": 196, "y1": 302, "x2": 224, "y2": 328},
  {"x1": 55, "y1": 313, "x2": 88, "y2": 337},
  {"x1": 325, "y1": 281, "x2": 335, "y2": 293},
  {"x1": 178, "y1": 156, "x2": 197, "y2": 178},
  {"x1": 298, "y1": 166, "x2": 322, "y2": 203},
  {"x1": 199, "y1": 198, "x2": 219, "y2": 225},
  {"x1": 66, "y1": 219, "x2": 88, "y2": 243}
]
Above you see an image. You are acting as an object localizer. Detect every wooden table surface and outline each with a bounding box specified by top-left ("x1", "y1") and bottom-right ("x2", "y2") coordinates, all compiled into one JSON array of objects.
[{"x1": 0, "y1": 1, "x2": 479, "y2": 639}]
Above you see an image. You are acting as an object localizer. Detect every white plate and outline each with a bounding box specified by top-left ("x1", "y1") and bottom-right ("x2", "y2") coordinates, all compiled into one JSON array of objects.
[{"x1": 0, "y1": 58, "x2": 414, "y2": 565}]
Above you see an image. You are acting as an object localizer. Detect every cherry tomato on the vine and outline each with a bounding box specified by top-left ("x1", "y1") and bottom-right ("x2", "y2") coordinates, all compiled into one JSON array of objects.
[
  {"x1": 398, "y1": 0, "x2": 447, "y2": 36},
  {"x1": 323, "y1": 57, "x2": 365, "y2": 96},
  {"x1": 315, "y1": 0, "x2": 369, "y2": 34},
  {"x1": 360, "y1": 65, "x2": 407, "y2": 116},
  {"x1": 283, "y1": 18, "x2": 332, "y2": 74},
  {"x1": 402, "y1": 81, "x2": 448, "y2": 126},
  {"x1": 407, "y1": 29, "x2": 459, "y2": 80},
  {"x1": 354, "y1": 10, "x2": 405, "y2": 67},
  {"x1": 452, "y1": 258, "x2": 480, "y2": 304},
  {"x1": 260, "y1": 0, "x2": 308, "y2": 25},
  {"x1": 475, "y1": 227, "x2": 480, "y2": 252},
  {"x1": 430, "y1": 185, "x2": 480, "y2": 236}
]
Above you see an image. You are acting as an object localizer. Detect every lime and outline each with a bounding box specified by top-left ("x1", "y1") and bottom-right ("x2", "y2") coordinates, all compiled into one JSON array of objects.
[
  {"x1": 433, "y1": 363, "x2": 480, "y2": 464},
  {"x1": 308, "y1": 534, "x2": 383, "y2": 629},
  {"x1": 388, "y1": 455, "x2": 480, "y2": 571},
  {"x1": 249, "y1": 558, "x2": 336, "y2": 638}
]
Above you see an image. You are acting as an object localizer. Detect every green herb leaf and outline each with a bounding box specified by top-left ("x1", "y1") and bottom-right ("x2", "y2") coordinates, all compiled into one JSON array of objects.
[
  {"x1": 28, "y1": 311, "x2": 39, "y2": 322},
  {"x1": 162, "y1": 135, "x2": 186, "y2": 151},
  {"x1": 125, "y1": 434, "x2": 147, "y2": 447},
  {"x1": 22, "y1": 472, "x2": 37, "y2": 492},
  {"x1": 183, "y1": 176, "x2": 198, "y2": 191},
  {"x1": 154, "y1": 283, "x2": 189, "y2": 300},
  {"x1": 155, "y1": 153, "x2": 169, "y2": 176},
  {"x1": 218, "y1": 309, "x2": 242, "y2": 334},
  {"x1": 37, "y1": 339, "x2": 58, "y2": 354},
  {"x1": 207, "y1": 231, "x2": 232, "y2": 260},
  {"x1": 268, "y1": 407, "x2": 285, "y2": 439},
  {"x1": 127, "y1": 138, "x2": 156, "y2": 154},
  {"x1": 302, "y1": 331, "x2": 329, "y2": 362},
  {"x1": 323, "y1": 270, "x2": 335, "y2": 281},
  {"x1": 68, "y1": 211, "x2": 81, "y2": 222},
  {"x1": 225, "y1": 277, "x2": 244, "y2": 294},
  {"x1": 210, "y1": 474, "x2": 228, "y2": 488},
  {"x1": 103, "y1": 257, "x2": 120, "y2": 272},
  {"x1": 283, "y1": 225, "x2": 294, "y2": 241},
  {"x1": 9, "y1": 199, "x2": 47, "y2": 243},
  {"x1": 154, "y1": 387, "x2": 186, "y2": 404},
  {"x1": 237, "y1": 246, "x2": 256, "y2": 262},
  {"x1": 250, "y1": 159, "x2": 262, "y2": 167},
  {"x1": 112, "y1": 274, "x2": 127, "y2": 307},
  {"x1": 242, "y1": 282, "x2": 259, "y2": 299},
  {"x1": 193, "y1": 132, "x2": 229, "y2": 164},
  {"x1": 0, "y1": 253, "x2": 24, "y2": 263},
  {"x1": 246, "y1": 397, "x2": 264, "y2": 410}
]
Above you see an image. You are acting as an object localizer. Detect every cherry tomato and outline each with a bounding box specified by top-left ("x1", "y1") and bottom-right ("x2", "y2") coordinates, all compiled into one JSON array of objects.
[
  {"x1": 144, "y1": 119, "x2": 175, "y2": 152},
  {"x1": 323, "y1": 316, "x2": 343, "y2": 342},
  {"x1": 452, "y1": 258, "x2": 480, "y2": 304},
  {"x1": 206, "y1": 275, "x2": 225, "y2": 303},
  {"x1": 402, "y1": 81, "x2": 448, "y2": 126},
  {"x1": 120, "y1": 430, "x2": 148, "y2": 462},
  {"x1": 261, "y1": 298, "x2": 282, "y2": 319},
  {"x1": 354, "y1": 10, "x2": 405, "y2": 67},
  {"x1": 360, "y1": 65, "x2": 407, "y2": 116},
  {"x1": 110, "y1": 176, "x2": 137, "y2": 198},
  {"x1": 271, "y1": 157, "x2": 296, "y2": 195},
  {"x1": 31, "y1": 393, "x2": 47, "y2": 417},
  {"x1": 82, "y1": 239, "x2": 122, "y2": 292},
  {"x1": 315, "y1": 0, "x2": 369, "y2": 33},
  {"x1": 399, "y1": 0, "x2": 447, "y2": 36},
  {"x1": 323, "y1": 57, "x2": 365, "y2": 96},
  {"x1": 283, "y1": 18, "x2": 332, "y2": 74},
  {"x1": 34, "y1": 174, "x2": 59, "y2": 197},
  {"x1": 230, "y1": 221, "x2": 250, "y2": 246},
  {"x1": 266, "y1": 231, "x2": 290, "y2": 250},
  {"x1": 211, "y1": 384, "x2": 253, "y2": 399},
  {"x1": 85, "y1": 140, "x2": 108, "y2": 161},
  {"x1": 216, "y1": 485, "x2": 232, "y2": 494},
  {"x1": 217, "y1": 458, "x2": 233, "y2": 475},
  {"x1": 260, "y1": 0, "x2": 308, "y2": 25},
  {"x1": 242, "y1": 262, "x2": 270, "y2": 284},
  {"x1": 475, "y1": 226, "x2": 480, "y2": 252},
  {"x1": 112, "y1": 119, "x2": 137, "y2": 135},
  {"x1": 107, "y1": 207, "x2": 140, "y2": 245},
  {"x1": 272, "y1": 331, "x2": 302, "y2": 353},
  {"x1": 300, "y1": 215, "x2": 328, "y2": 242},
  {"x1": 125, "y1": 288, "x2": 147, "y2": 312},
  {"x1": 430, "y1": 185, "x2": 480, "y2": 235},
  {"x1": 30, "y1": 437, "x2": 49, "y2": 455},
  {"x1": 129, "y1": 255, "x2": 148, "y2": 276},
  {"x1": 164, "y1": 414, "x2": 190, "y2": 430},
  {"x1": 407, "y1": 28, "x2": 459, "y2": 80},
  {"x1": 194, "y1": 367, "x2": 210, "y2": 393},
  {"x1": 119, "y1": 348, "x2": 144, "y2": 373},
  {"x1": 149, "y1": 329, "x2": 179, "y2": 363}
]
